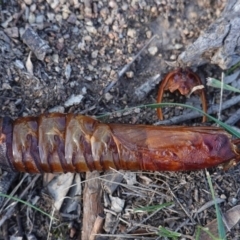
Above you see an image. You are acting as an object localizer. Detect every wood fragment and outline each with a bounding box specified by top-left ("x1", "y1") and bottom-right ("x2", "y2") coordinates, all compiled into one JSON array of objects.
[
  {"x1": 89, "y1": 213, "x2": 105, "y2": 240},
  {"x1": 81, "y1": 172, "x2": 104, "y2": 240},
  {"x1": 178, "y1": 0, "x2": 240, "y2": 69}
]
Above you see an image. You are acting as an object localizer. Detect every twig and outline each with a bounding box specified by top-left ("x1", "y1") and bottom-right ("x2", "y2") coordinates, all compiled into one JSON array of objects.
[
  {"x1": 225, "y1": 108, "x2": 240, "y2": 125},
  {"x1": 217, "y1": 72, "x2": 224, "y2": 121}
]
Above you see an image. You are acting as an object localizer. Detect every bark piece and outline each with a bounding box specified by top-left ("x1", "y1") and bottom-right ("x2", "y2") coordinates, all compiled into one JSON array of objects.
[
  {"x1": 102, "y1": 171, "x2": 123, "y2": 195},
  {"x1": 81, "y1": 171, "x2": 104, "y2": 240},
  {"x1": 178, "y1": 0, "x2": 240, "y2": 69}
]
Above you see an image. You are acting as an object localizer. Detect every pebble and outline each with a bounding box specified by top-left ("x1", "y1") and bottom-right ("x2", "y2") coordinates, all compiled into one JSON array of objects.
[
  {"x1": 14, "y1": 60, "x2": 25, "y2": 69},
  {"x1": 47, "y1": 12, "x2": 55, "y2": 21},
  {"x1": 50, "y1": 0, "x2": 59, "y2": 9},
  {"x1": 100, "y1": 7, "x2": 109, "y2": 19},
  {"x1": 4, "y1": 27, "x2": 19, "y2": 38},
  {"x1": 28, "y1": 12, "x2": 36, "y2": 24},
  {"x1": 148, "y1": 46, "x2": 158, "y2": 56},
  {"x1": 30, "y1": 4, "x2": 36, "y2": 12},
  {"x1": 126, "y1": 71, "x2": 134, "y2": 78},
  {"x1": 24, "y1": 0, "x2": 32, "y2": 5},
  {"x1": 62, "y1": 12, "x2": 69, "y2": 20},
  {"x1": 64, "y1": 94, "x2": 84, "y2": 107},
  {"x1": 104, "y1": 93, "x2": 113, "y2": 101},
  {"x1": 175, "y1": 43, "x2": 183, "y2": 49},
  {"x1": 110, "y1": 196, "x2": 125, "y2": 213},
  {"x1": 109, "y1": 0, "x2": 118, "y2": 9},
  {"x1": 91, "y1": 50, "x2": 98, "y2": 59},
  {"x1": 220, "y1": 194, "x2": 227, "y2": 200},
  {"x1": 170, "y1": 54, "x2": 177, "y2": 60},
  {"x1": 231, "y1": 197, "x2": 237, "y2": 205},
  {"x1": 127, "y1": 28, "x2": 136, "y2": 38},
  {"x1": 55, "y1": 14, "x2": 62, "y2": 22},
  {"x1": 36, "y1": 15, "x2": 44, "y2": 24},
  {"x1": 52, "y1": 54, "x2": 59, "y2": 63},
  {"x1": 122, "y1": 3, "x2": 128, "y2": 11},
  {"x1": 146, "y1": 30, "x2": 152, "y2": 38},
  {"x1": 2, "y1": 83, "x2": 12, "y2": 90},
  {"x1": 85, "y1": 26, "x2": 97, "y2": 35},
  {"x1": 67, "y1": 14, "x2": 77, "y2": 24},
  {"x1": 65, "y1": 64, "x2": 72, "y2": 80}
]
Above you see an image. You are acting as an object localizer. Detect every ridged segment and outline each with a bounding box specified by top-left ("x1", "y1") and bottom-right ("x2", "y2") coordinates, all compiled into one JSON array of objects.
[{"x1": 9, "y1": 113, "x2": 129, "y2": 173}]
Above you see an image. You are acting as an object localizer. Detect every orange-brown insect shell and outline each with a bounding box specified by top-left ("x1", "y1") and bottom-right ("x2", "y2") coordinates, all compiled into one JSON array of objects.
[{"x1": 157, "y1": 68, "x2": 207, "y2": 122}]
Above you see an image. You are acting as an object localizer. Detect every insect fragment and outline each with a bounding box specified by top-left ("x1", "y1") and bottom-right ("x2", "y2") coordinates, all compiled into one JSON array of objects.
[{"x1": 157, "y1": 68, "x2": 207, "y2": 122}]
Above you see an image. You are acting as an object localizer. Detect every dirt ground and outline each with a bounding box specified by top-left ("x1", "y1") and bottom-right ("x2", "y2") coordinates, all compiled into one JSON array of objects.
[{"x1": 1, "y1": 0, "x2": 240, "y2": 239}]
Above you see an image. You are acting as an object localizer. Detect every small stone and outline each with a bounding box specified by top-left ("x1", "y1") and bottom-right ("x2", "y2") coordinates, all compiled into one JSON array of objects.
[
  {"x1": 24, "y1": 0, "x2": 32, "y2": 5},
  {"x1": 28, "y1": 12, "x2": 36, "y2": 24},
  {"x1": 91, "y1": 50, "x2": 98, "y2": 58},
  {"x1": 55, "y1": 14, "x2": 62, "y2": 22},
  {"x1": 183, "y1": 28, "x2": 189, "y2": 35},
  {"x1": 122, "y1": 3, "x2": 128, "y2": 10},
  {"x1": 220, "y1": 194, "x2": 227, "y2": 200},
  {"x1": 30, "y1": 4, "x2": 36, "y2": 12},
  {"x1": 62, "y1": 11, "x2": 69, "y2": 20},
  {"x1": 52, "y1": 54, "x2": 59, "y2": 63},
  {"x1": 67, "y1": 13, "x2": 77, "y2": 24},
  {"x1": 100, "y1": 7, "x2": 109, "y2": 19},
  {"x1": 104, "y1": 93, "x2": 113, "y2": 102},
  {"x1": 14, "y1": 60, "x2": 25, "y2": 69},
  {"x1": 151, "y1": 6, "x2": 157, "y2": 14},
  {"x1": 148, "y1": 46, "x2": 158, "y2": 56},
  {"x1": 2, "y1": 83, "x2": 12, "y2": 90},
  {"x1": 146, "y1": 30, "x2": 152, "y2": 39},
  {"x1": 109, "y1": 0, "x2": 118, "y2": 8},
  {"x1": 86, "y1": 26, "x2": 97, "y2": 35},
  {"x1": 64, "y1": 94, "x2": 84, "y2": 107},
  {"x1": 175, "y1": 43, "x2": 183, "y2": 49},
  {"x1": 49, "y1": 106, "x2": 65, "y2": 113},
  {"x1": 50, "y1": 0, "x2": 59, "y2": 9},
  {"x1": 84, "y1": 35, "x2": 92, "y2": 42},
  {"x1": 126, "y1": 71, "x2": 134, "y2": 78},
  {"x1": 231, "y1": 197, "x2": 237, "y2": 205},
  {"x1": 36, "y1": 15, "x2": 44, "y2": 24},
  {"x1": 170, "y1": 54, "x2": 177, "y2": 60},
  {"x1": 110, "y1": 196, "x2": 125, "y2": 213},
  {"x1": 127, "y1": 28, "x2": 136, "y2": 38},
  {"x1": 4, "y1": 27, "x2": 19, "y2": 38},
  {"x1": 65, "y1": 64, "x2": 72, "y2": 80},
  {"x1": 47, "y1": 12, "x2": 55, "y2": 21},
  {"x1": 81, "y1": 87, "x2": 87, "y2": 95}
]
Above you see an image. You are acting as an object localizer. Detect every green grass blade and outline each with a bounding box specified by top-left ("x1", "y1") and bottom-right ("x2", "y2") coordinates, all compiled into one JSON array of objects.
[
  {"x1": 134, "y1": 202, "x2": 173, "y2": 213},
  {"x1": 207, "y1": 77, "x2": 240, "y2": 93},
  {"x1": 0, "y1": 192, "x2": 58, "y2": 221},
  {"x1": 206, "y1": 170, "x2": 226, "y2": 240},
  {"x1": 225, "y1": 61, "x2": 240, "y2": 75},
  {"x1": 158, "y1": 226, "x2": 181, "y2": 239}
]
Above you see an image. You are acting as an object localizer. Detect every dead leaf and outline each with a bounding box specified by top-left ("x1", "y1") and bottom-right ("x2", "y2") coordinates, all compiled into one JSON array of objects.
[
  {"x1": 198, "y1": 205, "x2": 240, "y2": 239},
  {"x1": 26, "y1": 51, "x2": 33, "y2": 75}
]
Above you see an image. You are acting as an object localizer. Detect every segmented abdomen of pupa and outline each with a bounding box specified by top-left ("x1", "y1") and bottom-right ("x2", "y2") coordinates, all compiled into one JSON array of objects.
[{"x1": 0, "y1": 113, "x2": 139, "y2": 173}]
